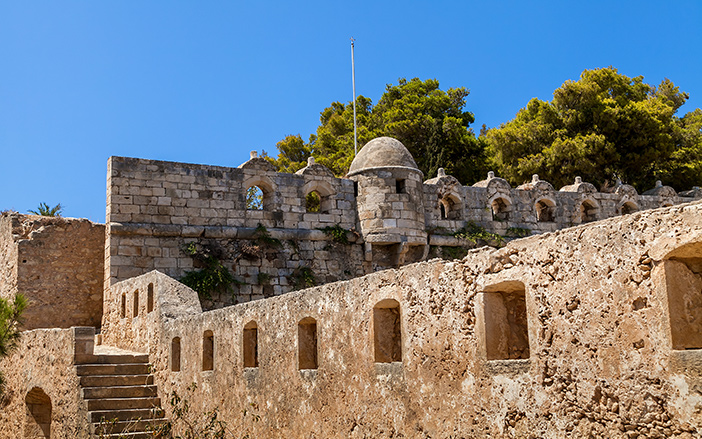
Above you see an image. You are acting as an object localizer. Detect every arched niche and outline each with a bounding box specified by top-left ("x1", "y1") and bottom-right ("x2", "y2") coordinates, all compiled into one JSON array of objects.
[
  {"x1": 535, "y1": 198, "x2": 556, "y2": 223},
  {"x1": 25, "y1": 387, "x2": 51, "y2": 439}
]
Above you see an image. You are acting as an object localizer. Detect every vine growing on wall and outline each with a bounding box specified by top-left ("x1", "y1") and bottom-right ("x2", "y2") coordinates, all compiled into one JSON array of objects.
[
  {"x1": 179, "y1": 242, "x2": 238, "y2": 300},
  {"x1": 317, "y1": 224, "x2": 356, "y2": 245},
  {"x1": 289, "y1": 266, "x2": 316, "y2": 291}
]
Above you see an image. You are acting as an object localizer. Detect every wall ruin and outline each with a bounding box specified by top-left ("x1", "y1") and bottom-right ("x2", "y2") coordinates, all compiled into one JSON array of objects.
[{"x1": 0, "y1": 213, "x2": 104, "y2": 330}]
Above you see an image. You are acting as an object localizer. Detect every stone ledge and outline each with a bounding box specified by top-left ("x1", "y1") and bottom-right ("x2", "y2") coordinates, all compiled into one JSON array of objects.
[{"x1": 109, "y1": 222, "x2": 361, "y2": 242}]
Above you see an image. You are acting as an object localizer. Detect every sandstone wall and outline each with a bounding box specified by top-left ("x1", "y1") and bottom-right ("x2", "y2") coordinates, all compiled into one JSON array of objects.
[
  {"x1": 100, "y1": 201, "x2": 702, "y2": 438},
  {"x1": 0, "y1": 214, "x2": 18, "y2": 300},
  {"x1": 0, "y1": 328, "x2": 91, "y2": 439},
  {"x1": 0, "y1": 213, "x2": 104, "y2": 330}
]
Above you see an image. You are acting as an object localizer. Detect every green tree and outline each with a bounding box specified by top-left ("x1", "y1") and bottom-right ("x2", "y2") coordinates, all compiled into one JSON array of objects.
[
  {"x1": 28, "y1": 202, "x2": 63, "y2": 217},
  {"x1": 269, "y1": 78, "x2": 489, "y2": 182},
  {"x1": 0, "y1": 294, "x2": 27, "y2": 398},
  {"x1": 486, "y1": 67, "x2": 701, "y2": 191}
]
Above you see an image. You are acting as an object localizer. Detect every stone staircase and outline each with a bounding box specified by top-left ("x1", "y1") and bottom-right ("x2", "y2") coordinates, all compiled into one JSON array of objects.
[{"x1": 76, "y1": 347, "x2": 167, "y2": 438}]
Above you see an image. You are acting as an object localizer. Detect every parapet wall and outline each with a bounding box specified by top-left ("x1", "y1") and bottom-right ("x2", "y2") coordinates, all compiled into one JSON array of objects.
[
  {"x1": 99, "y1": 201, "x2": 702, "y2": 438},
  {"x1": 0, "y1": 213, "x2": 104, "y2": 330},
  {"x1": 106, "y1": 153, "x2": 701, "y2": 307},
  {"x1": 106, "y1": 156, "x2": 364, "y2": 308}
]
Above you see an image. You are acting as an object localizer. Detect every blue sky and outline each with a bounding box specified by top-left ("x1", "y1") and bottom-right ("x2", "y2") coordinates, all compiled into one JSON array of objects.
[{"x1": 1, "y1": 1, "x2": 701, "y2": 222}]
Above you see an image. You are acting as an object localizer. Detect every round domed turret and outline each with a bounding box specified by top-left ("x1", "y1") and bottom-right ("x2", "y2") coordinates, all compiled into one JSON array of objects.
[
  {"x1": 348, "y1": 137, "x2": 421, "y2": 177},
  {"x1": 348, "y1": 137, "x2": 426, "y2": 269}
]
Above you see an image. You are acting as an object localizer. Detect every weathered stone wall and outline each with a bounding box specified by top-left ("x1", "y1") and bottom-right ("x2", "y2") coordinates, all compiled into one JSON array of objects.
[
  {"x1": 0, "y1": 214, "x2": 19, "y2": 301},
  {"x1": 105, "y1": 153, "x2": 700, "y2": 311},
  {"x1": 106, "y1": 156, "x2": 365, "y2": 307},
  {"x1": 100, "y1": 201, "x2": 702, "y2": 438},
  {"x1": 0, "y1": 213, "x2": 104, "y2": 330},
  {"x1": 0, "y1": 328, "x2": 91, "y2": 439}
]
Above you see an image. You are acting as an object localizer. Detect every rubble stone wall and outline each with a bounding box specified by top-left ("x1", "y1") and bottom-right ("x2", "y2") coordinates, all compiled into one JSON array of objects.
[
  {"x1": 0, "y1": 213, "x2": 104, "y2": 330},
  {"x1": 100, "y1": 201, "x2": 702, "y2": 438}
]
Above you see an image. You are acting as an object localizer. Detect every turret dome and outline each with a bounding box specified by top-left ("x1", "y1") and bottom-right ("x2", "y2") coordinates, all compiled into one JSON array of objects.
[{"x1": 347, "y1": 137, "x2": 420, "y2": 177}]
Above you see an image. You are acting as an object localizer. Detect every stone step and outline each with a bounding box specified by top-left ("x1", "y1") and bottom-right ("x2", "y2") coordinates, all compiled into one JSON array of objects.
[
  {"x1": 87, "y1": 397, "x2": 161, "y2": 411},
  {"x1": 78, "y1": 353, "x2": 150, "y2": 365},
  {"x1": 83, "y1": 385, "x2": 158, "y2": 400},
  {"x1": 76, "y1": 363, "x2": 151, "y2": 377},
  {"x1": 80, "y1": 374, "x2": 153, "y2": 387},
  {"x1": 90, "y1": 407, "x2": 164, "y2": 423},
  {"x1": 93, "y1": 417, "x2": 168, "y2": 435}
]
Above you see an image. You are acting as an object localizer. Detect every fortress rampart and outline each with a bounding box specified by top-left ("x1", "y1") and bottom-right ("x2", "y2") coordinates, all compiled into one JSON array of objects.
[
  {"x1": 106, "y1": 137, "x2": 700, "y2": 308},
  {"x1": 3, "y1": 136, "x2": 702, "y2": 438},
  {"x1": 94, "y1": 201, "x2": 702, "y2": 437}
]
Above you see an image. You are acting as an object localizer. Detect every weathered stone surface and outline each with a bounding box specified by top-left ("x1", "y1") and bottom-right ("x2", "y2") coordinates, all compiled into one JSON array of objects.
[
  {"x1": 0, "y1": 213, "x2": 104, "y2": 329},
  {"x1": 88, "y1": 201, "x2": 702, "y2": 438}
]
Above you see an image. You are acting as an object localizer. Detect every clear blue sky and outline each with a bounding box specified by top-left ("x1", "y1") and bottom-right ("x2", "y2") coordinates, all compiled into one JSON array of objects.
[{"x1": 2, "y1": 1, "x2": 701, "y2": 222}]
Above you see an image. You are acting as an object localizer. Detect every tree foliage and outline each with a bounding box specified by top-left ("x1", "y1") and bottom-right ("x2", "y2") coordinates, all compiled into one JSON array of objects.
[
  {"x1": 268, "y1": 78, "x2": 489, "y2": 183},
  {"x1": 28, "y1": 202, "x2": 63, "y2": 217},
  {"x1": 0, "y1": 294, "x2": 27, "y2": 398},
  {"x1": 486, "y1": 67, "x2": 702, "y2": 191}
]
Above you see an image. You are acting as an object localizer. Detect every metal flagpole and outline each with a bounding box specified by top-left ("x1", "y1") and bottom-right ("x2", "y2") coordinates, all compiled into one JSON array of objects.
[{"x1": 351, "y1": 38, "x2": 358, "y2": 156}]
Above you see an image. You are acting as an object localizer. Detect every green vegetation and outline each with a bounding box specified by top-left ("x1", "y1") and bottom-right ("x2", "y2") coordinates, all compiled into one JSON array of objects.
[
  {"x1": 28, "y1": 202, "x2": 62, "y2": 217},
  {"x1": 305, "y1": 191, "x2": 321, "y2": 212},
  {"x1": 318, "y1": 224, "x2": 351, "y2": 244},
  {"x1": 487, "y1": 67, "x2": 702, "y2": 192},
  {"x1": 452, "y1": 222, "x2": 504, "y2": 246},
  {"x1": 179, "y1": 243, "x2": 236, "y2": 300},
  {"x1": 0, "y1": 294, "x2": 27, "y2": 398},
  {"x1": 267, "y1": 78, "x2": 489, "y2": 183},
  {"x1": 253, "y1": 224, "x2": 281, "y2": 248},
  {"x1": 268, "y1": 68, "x2": 702, "y2": 192},
  {"x1": 246, "y1": 187, "x2": 263, "y2": 210},
  {"x1": 256, "y1": 272, "x2": 271, "y2": 285},
  {"x1": 505, "y1": 227, "x2": 531, "y2": 238},
  {"x1": 289, "y1": 266, "x2": 316, "y2": 291}
]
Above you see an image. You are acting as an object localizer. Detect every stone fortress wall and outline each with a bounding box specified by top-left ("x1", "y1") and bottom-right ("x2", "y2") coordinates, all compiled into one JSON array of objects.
[
  {"x1": 98, "y1": 200, "x2": 702, "y2": 438},
  {"x1": 107, "y1": 137, "x2": 701, "y2": 307},
  {"x1": 3, "y1": 136, "x2": 702, "y2": 437},
  {"x1": 0, "y1": 213, "x2": 104, "y2": 329}
]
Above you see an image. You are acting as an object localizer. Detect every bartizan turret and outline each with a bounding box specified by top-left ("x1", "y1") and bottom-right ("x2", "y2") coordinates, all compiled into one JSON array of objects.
[{"x1": 347, "y1": 137, "x2": 427, "y2": 269}]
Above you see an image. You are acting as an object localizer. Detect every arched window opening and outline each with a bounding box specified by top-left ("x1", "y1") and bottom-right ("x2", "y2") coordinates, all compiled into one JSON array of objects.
[
  {"x1": 298, "y1": 317, "x2": 318, "y2": 370},
  {"x1": 621, "y1": 202, "x2": 638, "y2": 215},
  {"x1": 374, "y1": 299, "x2": 402, "y2": 363},
  {"x1": 133, "y1": 290, "x2": 139, "y2": 317},
  {"x1": 171, "y1": 337, "x2": 181, "y2": 372},
  {"x1": 246, "y1": 186, "x2": 264, "y2": 210},
  {"x1": 243, "y1": 321, "x2": 259, "y2": 368},
  {"x1": 483, "y1": 282, "x2": 529, "y2": 360},
  {"x1": 147, "y1": 283, "x2": 154, "y2": 313},
  {"x1": 203, "y1": 330, "x2": 214, "y2": 371},
  {"x1": 491, "y1": 198, "x2": 510, "y2": 222},
  {"x1": 120, "y1": 293, "x2": 126, "y2": 319},
  {"x1": 25, "y1": 387, "x2": 51, "y2": 439},
  {"x1": 305, "y1": 191, "x2": 321, "y2": 213},
  {"x1": 536, "y1": 199, "x2": 555, "y2": 223},
  {"x1": 439, "y1": 202, "x2": 447, "y2": 220},
  {"x1": 580, "y1": 200, "x2": 598, "y2": 223}
]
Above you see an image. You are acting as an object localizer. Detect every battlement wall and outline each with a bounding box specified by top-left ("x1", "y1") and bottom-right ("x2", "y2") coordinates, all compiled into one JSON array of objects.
[
  {"x1": 106, "y1": 156, "x2": 365, "y2": 308},
  {"x1": 106, "y1": 153, "x2": 701, "y2": 308},
  {"x1": 99, "y1": 201, "x2": 702, "y2": 438}
]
